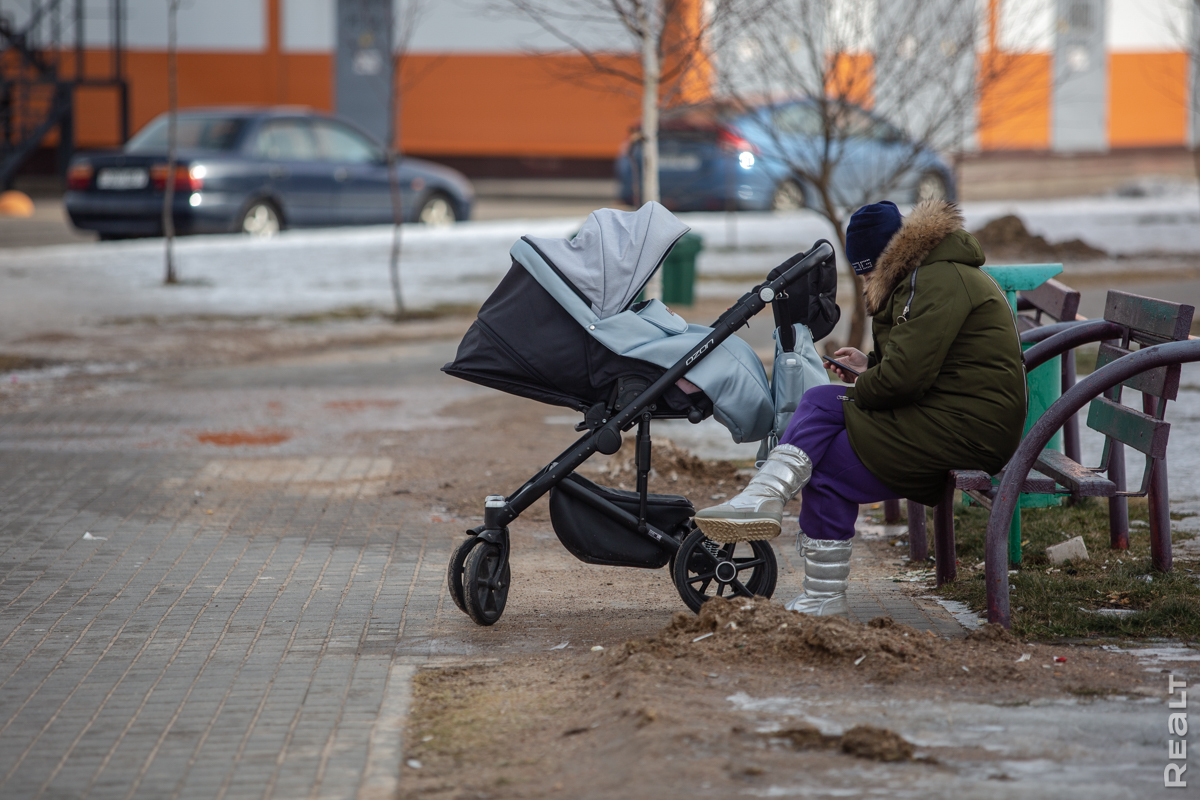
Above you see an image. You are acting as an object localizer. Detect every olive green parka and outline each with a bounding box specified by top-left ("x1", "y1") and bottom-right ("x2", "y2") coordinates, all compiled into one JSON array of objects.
[{"x1": 843, "y1": 199, "x2": 1027, "y2": 506}]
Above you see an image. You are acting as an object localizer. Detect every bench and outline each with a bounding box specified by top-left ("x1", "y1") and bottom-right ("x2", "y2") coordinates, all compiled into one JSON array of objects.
[{"x1": 905, "y1": 291, "x2": 1195, "y2": 600}]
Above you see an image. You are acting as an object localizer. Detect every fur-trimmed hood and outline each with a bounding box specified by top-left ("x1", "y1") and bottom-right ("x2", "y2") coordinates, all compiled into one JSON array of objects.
[{"x1": 863, "y1": 199, "x2": 980, "y2": 315}]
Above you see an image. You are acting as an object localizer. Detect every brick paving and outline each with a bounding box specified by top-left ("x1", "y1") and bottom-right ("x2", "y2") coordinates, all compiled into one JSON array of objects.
[{"x1": 0, "y1": 341, "x2": 964, "y2": 799}]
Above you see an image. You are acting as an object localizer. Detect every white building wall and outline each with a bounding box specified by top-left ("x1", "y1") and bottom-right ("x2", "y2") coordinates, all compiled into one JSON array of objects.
[
  {"x1": 280, "y1": 0, "x2": 634, "y2": 54},
  {"x1": 1107, "y1": 0, "x2": 1187, "y2": 51},
  {"x1": 123, "y1": 0, "x2": 264, "y2": 51}
]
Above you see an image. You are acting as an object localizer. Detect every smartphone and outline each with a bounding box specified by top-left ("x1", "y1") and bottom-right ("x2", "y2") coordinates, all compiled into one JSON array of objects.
[{"x1": 822, "y1": 355, "x2": 862, "y2": 377}]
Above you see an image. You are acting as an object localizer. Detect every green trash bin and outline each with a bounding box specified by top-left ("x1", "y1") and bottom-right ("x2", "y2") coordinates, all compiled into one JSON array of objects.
[
  {"x1": 979, "y1": 264, "x2": 1066, "y2": 565},
  {"x1": 661, "y1": 232, "x2": 703, "y2": 306}
]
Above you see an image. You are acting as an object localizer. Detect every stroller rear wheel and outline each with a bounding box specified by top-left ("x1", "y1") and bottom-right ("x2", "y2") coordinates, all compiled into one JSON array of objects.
[
  {"x1": 447, "y1": 536, "x2": 481, "y2": 614},
  {"x1": 463, "y1": 540, "x2": 511, "y2": 626},
  {"x1": 672, "y1": 527, "x2": 777, "y2": 613}
]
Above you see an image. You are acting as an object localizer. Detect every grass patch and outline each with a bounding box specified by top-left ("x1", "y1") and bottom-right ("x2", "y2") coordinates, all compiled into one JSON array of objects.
[
  {"x1": 407, "y1": 666, "x2": 558, "y2": 769},
  {"x1": 934, "y1": 496, "x2": 1200, "y2": 640}
]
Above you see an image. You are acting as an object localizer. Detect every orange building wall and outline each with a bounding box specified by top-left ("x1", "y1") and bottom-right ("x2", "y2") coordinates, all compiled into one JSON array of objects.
[
  {"x1": 827, "y1": 53, "x2": 874, "y2": 109},
  {"x1": 56, "y1": 44, "x2": 1195, "y2": 157},
  {"x1": 1108, "y1": 52, "x2": 1189, "y2": 147},
  {"x1": 977, "y1": 52, "x2": 1052, "y2": 150},
  {"x1": 68, "y1": 50, "x2": 331, "y2": 148},
  {"x1": 68, "y1": 50, "x2": 643, "y2": 159},
  {"x1": 398, "y1": 54, "x2": 641, "y2": 158}
]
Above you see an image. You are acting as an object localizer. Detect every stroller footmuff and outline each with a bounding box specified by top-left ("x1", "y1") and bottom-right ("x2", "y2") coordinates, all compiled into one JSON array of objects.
[{"x1": 442, "y1": 202, "x2": 838, "y2": 625}]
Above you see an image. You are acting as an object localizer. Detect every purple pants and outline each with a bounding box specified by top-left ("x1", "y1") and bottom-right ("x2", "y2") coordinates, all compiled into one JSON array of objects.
[{"x1": 778, "y1": 384, "x2": 900, "y2": 541}]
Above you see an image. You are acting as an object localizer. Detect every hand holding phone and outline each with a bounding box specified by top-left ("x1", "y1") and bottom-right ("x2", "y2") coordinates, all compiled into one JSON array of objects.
[
  {"x1": 823, "y1": 347, "x2": 868, "y2": 383},
  {"x1": 822, "y1": 355, "x2": 862, "y2": 377}
]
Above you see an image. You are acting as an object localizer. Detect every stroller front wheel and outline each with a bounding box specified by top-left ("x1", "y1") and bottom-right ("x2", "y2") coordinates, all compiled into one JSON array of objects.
[
  {"x1": 447, "y1": 536, "x2": 481, "y2": 614},
  {"x1": 672, "y1": 527, "x2": 778, "y2": 613},
  {"x1": 463, "y1": 540, "x2": 511, "y2": 626}
]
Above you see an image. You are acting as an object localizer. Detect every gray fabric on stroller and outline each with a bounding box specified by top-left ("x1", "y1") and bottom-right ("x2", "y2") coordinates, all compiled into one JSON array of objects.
[{"x1": 516, "y1": 202, "x2": 827, "y2": 444}]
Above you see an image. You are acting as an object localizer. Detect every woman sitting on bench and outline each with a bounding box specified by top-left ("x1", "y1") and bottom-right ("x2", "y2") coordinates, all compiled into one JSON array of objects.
[{"x1": 695, "y1": 198, "x2": 1028, "y2": 616}]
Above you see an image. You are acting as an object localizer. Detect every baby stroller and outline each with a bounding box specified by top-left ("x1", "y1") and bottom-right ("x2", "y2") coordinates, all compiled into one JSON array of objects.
[{"x1": 442, "y1": 202, "x2": 839, "y2": 625}]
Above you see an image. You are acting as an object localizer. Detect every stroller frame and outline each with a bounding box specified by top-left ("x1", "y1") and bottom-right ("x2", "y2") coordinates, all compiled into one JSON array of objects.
[{"x1": 447, "y1": 240, "x2": 836, "y2": 626}]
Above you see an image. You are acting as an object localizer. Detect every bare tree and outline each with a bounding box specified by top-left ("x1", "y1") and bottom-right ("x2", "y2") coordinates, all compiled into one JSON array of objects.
[
  {"x1": 387, "y1": 0, "x2": 430, "y2": 320},
  {"x1": 162, "y1": 0, "x2": 182, "y2": 285},
  {"x1": 711, "y1": 0, "x2": 1048, "y2": 348},
  {"x1": 495, "y1": 0, "x2": 759, "y2": 297}
]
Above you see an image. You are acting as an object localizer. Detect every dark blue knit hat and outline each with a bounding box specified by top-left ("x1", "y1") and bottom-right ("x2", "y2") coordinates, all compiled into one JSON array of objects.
[{"x1": 846, "y1": 201, "x2": 903, "y2": 276}]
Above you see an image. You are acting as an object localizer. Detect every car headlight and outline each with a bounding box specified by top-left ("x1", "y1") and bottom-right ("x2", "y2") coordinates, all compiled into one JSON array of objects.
[{"x1": 738, "y1": 151, "x2": 755, "y2": 169}]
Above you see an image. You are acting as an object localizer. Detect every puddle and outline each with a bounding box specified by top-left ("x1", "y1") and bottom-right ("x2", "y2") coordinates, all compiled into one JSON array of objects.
[{"x1": 924, "y1": 597, "x2": 986, "y2": 630}]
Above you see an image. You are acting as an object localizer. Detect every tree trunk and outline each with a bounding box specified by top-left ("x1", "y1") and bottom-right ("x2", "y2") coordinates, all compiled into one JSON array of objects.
[
  {"x1": 839, "y1": 226, "x2": 868, "y2": 351},
  {"x1": 639, "y1": 0, "x2": 663, "y2": 300},
  {"x1": 814, "y1": 184, "x2": 866, "y2": 351},
  {"x1": 162, "y1": 0, "x2": 179, "y2": 285},
  {"x1": 387, "y1": 150, "x2": 404, "y2": 319}
]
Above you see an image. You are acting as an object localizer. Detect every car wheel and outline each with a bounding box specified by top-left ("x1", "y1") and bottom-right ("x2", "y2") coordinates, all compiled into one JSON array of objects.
[
  {"x1": 915, "y1": 172, "x2": 948, "y2": 203},
  {"x1": 239, "y1": 200, "x2": 281, "y2": 237},
  {"x1": 417, "y1": 193, "x2": 456, "y2": 226},
  {"x1": 771, "y1": 180, "x2": 806, "y2": 211}
]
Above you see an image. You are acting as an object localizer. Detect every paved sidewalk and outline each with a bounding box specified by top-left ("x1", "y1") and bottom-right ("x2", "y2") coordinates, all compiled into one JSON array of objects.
[{"x1": 0, "y1": 338, "x2": 965, "y2": 799}]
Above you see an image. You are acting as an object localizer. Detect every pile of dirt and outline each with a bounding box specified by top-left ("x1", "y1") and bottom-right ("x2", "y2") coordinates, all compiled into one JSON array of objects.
[
  {"x1": 609, "y1": 596, "x2": 1088, "y2": 686},
  {"x1": 972, "y1": 214, "x2": 1107, "y2": 261},
  {"x1": 0, "y1": 354, "x2": 49, "y2": 372},
  {"x1": 604, "y1": 437, "x2": 740, "y2": 483},
  {"x1": 620, "y1": 597, "x2": 945, "y2": 671}
]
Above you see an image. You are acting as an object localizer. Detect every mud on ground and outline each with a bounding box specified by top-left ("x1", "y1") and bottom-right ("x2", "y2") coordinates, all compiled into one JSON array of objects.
[{"x1": 401, "y1": 598, "x2": 1156, "y2": 800}]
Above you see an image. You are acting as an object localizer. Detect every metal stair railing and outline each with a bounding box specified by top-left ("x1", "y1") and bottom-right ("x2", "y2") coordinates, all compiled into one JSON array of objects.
[{"x1": 0, "y1": 0, "x2": 128, "y2": 189}]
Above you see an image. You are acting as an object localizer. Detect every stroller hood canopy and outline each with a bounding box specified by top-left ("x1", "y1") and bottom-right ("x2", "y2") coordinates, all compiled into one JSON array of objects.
[
  {"x1": 508, "y1": 203, "x2": 778, "y2": 443},
  {"x1": 524, "y1": 202, "x2": 690, "y2": 319}
]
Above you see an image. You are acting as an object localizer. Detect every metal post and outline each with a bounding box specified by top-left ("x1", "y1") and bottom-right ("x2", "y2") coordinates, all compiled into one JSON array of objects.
[
  {"x1": 1105, "y1": 374, "x2": 1129, "y2": 550},
  {"x1": 906, "y1": 501, "x2": 927, "y2": 562},
  {"x1": 883, "y1": 498, "x2": 902, "y2": 524},
  {"x1": 75, "y1": 0, "x2": 84, "y2": 82},
  {"x1": 933, "y1": 482, "x2": 957, "y2": 585},
  {"x1": 56, "y1": 84, "x2": 73, "y2": 178},
  {"x1": 1144, "y1": 393, "x2": 1172, "y2": 572},
  {"x1": 115, "y1": 0, "x2": 129, "y2": 143},
  {"x1": 1062, "y1": 349, "x2": 1081, "y2": 464}
]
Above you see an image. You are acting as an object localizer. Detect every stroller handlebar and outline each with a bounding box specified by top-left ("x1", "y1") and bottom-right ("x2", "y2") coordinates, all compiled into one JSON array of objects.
[{"x1": 709, "y1": 239, "x2": 836, "y2": 330}]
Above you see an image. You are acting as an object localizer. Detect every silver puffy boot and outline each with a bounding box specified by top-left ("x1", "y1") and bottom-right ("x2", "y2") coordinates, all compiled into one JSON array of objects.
[
  {"x1": 785, "y1": 534, "x2": 852, "y2": 616},
  {"x1": 693, "y1": 444, "x2": 812, "y2": 543}
]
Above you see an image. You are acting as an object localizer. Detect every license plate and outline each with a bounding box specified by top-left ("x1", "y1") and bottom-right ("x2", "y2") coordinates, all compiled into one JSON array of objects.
[
  {"x1": 659, "y1": 154, "x2": 701, "y2": 171},
  {"x1": 96, "y1": 168, "x2": 149, "y2": 190}
]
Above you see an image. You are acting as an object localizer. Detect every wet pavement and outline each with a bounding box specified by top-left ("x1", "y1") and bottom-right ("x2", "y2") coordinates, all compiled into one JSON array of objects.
[
  {"x1": 7, "y1": 316, "x2": 1200, "y2": 799},
  {"x1": 1, "y1": 202, "x2": 1198, "y2": 798}
]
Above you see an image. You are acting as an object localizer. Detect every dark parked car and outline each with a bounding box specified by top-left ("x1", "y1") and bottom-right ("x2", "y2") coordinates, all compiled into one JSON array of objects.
[
  {"x1": 616, "y1": 100, "x2": 955, "y2": 212},
  {"x1": 65, "y1": 107, "x2": 474, "y2": 239}
]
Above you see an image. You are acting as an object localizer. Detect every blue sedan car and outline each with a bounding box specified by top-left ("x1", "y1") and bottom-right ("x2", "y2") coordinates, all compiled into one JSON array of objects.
[
  {"x1": 65, "y1": 107, "x2": 474, "y2": 239},
  {"x1": 616, "y1": 100, "x2": 955, "y2": 212}
]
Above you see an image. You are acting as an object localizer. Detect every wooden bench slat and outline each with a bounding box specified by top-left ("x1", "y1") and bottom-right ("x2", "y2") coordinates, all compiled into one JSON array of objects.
[
  {"x1": 950, "y1": 470, "x2": 992, "y2": 490},
  {"x1": 1103, "y1": 291, "x2": 1194, "y2": 343},
  {"x1": 1087, "y1": 396, "x2": 1172, "y2": 458},
  {"x1": 1095, "y1": 343, "x2": 1182, "y2": 401},
  {"x1": 1021, "y1": 278, "x2": 1081, "y2": 323},
  {"x1": 950, "y1": 468, "x2": 1059, "y2": 494},
  {"x1": 1035, "y1": 449, "x2": 1118, "y2": 496},
  {"x1": 1022, "y1": 470, "x2": 1060, "y2": 494}
]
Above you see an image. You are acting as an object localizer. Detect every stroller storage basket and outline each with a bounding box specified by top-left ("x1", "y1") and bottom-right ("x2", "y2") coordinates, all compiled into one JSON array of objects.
[{"x1": 549, "y1": 474, "x2": 694, "y2": 568}]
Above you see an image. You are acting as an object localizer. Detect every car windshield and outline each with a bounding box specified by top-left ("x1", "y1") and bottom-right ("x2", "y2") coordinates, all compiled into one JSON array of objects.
[{"x1": 126, "y1": 115, "x2": 248, "y2": 153}]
